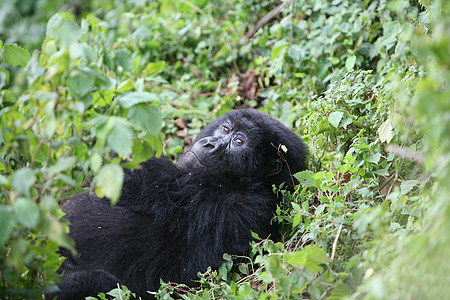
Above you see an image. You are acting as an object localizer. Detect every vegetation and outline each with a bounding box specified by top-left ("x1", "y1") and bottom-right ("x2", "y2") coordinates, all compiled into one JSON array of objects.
[{"x1": 0, "y1": 0, "x2": 449, "y2": 298}]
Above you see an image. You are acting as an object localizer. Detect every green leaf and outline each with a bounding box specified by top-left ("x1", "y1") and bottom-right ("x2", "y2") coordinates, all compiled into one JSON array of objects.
[
  {"x1": 47, "y1": 157, "x2": 76, "y2": 176},
  {"x1": 132, "y1": 140, "x2": 154, "y2": 163},
  {"x1": 367, "y1": 153, "x2": 381, "y2": 164},
  {"x1": 118, "y1": 92, "x2": 160, "y2": 109},
  {"x1": 14, "y1": 198, "x2": 40, "y2": 229},
  {"x1": 107, "y1": 122, "x2": 134, "y2": 156},
  {"x1": 0, "y1": 206, "x2": 15, "y2": 244},
  {"x1": 3, "y1": 44, "x2": 31, "y2": 66},
  {"x1": 95, "y1": 164, "x2": 124, "y2": 204},
  {"x1": 67, "y1": 71, "x2": 95, "y2": 97},
  {"x1": 11, "y1": 168, "x2": 36, "y2": 197},
  {"x1": 293, "y1": 170, "x2": 317, "y2": 188},
  {"x1": 46, "y1": 13, "x2": 83, "y2": 48},
  {"x1": 293, "y1": 214, "x2": 302, "y2": 228},
  {"x1": 115, "y1": 49, "x2": 133, "y2": 72},
  {"x1": 345, "y1": 55, "x2": 356, "y2": 72},
  {"x1": 328, "y1": 282, "x2": 352, "y2": 300},
  {"x1": 128, "y1": 104, "x2": 162, "y2": 135},
  {"x1": 328, "y1": 111, "x2": 344, "y2": 128},
  {"x1": 90, "y1": 153, "x2": 103, "y2": 173},
  {"x1": 400, "y1": 180, "x2": 418, "y2": 195},
  {"x1": 377, "y1": 118, "x2": 394, "y2": 143},
  {"x1": 284, "y1": 245, "x2": 329, "y2": 273},
  {"x1": 145, "y1": 61, "x2": 166, "y2": 74}
]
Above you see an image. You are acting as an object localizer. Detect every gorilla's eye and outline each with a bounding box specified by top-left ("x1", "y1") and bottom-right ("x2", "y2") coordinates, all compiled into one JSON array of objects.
[
  {"x1": 235, "y1": 138, "x2": 244, "y2": 145},
  {"x1": 223, "y1": 126, "x2": 230, "y2": 134}
]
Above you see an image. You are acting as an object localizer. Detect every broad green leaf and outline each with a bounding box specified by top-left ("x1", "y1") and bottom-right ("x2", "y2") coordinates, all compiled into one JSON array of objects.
[
  {"x1": 400, "y1": 180, "x2": 418, "y2": 195},
  {"x1": 287, "y1": 45, "x2": 303, "y2": 62},
  {"x1": 345, "y1": 55, "x2": 356, "y2": 72},
  {"x1": 90, "y1": 153, "x2": 103, "y2": 173},
  {"x1": 42, "y1": 214, "x2": 75, "y2": 251},
  {"x1": 328, "y1": 111, "x2": 345, "y2": 128},
  {"x1": 3, "y1": 44, "x2": 31, "y2": 66},
  {"x1": 0, "y1": 206, "x2": 15, "y2": 244},
  {"x1": 377, "y1": 118, "x2": 394, "y2": 143},
  {"x1": 293, "y1": 170, "x2": 317, "y2": 188},
  {"x1": 46, "y1": 13, "x2": 83, "y2": 48},
  {"x1": 115, "y1": 49, "x2": 133, "y2": 72},
  {"x1": 271, "y1": 42, "x2": 288, "y2": 60},
  {"x1": 11, "y1": 168, "x2": 36, "y2": 197},
  {"x1": 128, "y1": 104, "x2": 162, "y2": 135},
  {"x1": 292, "y1": 214, "x2": 302, "y2": 228},
  {"x1": 284, "y1": 245, "x2": 329, "y2": 273},
  {"x1": 367, "y1": 153, "x2": 381, "y2": 164},
  {"x1": 118, "y1": 92, "x2": 160, "y2": 108},
  {"x1": 328, "y1": 282, "x2": 353, "y2": 300},
  {"x1": 67, "y1": 71, "x2": 95, "y2": 97},
  {"x1": 47, "y1": 157, "x2": 77, "y2": 176},
  {"x1": 95, "y1": 164, "x2": 124, "y2": 204},
  {"x1": 132, "y1": 141, "x2": 154, "y2": 163},
  {"x1": 107, "y1": 122, "x2": 134, "y2": 156},
  {"x1": 145, "y1": 61, "x2": 166, "y2": 74},
  {"x1": 14, "y1": 198, "x2": 40, "y2": 229},
  {"x1": 25, "y1": 52, "x2": 45, "y2": 85}
]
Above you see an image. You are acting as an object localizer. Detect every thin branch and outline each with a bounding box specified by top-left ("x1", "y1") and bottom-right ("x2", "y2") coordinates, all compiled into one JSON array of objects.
[
  {"x1": 331, "y1": 223, "x2": 343, "y2": 260},
  {"x1": 294, "y1": 211, "x2": 345, "y2": 225},
  {"x1": 246, "y1": 0, "x2": 295, "y2": 39}
]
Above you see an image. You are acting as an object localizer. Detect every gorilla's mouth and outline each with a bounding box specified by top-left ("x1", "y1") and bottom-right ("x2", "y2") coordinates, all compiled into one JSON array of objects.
[{"x1": 179, "y1": 150, "x2": 211, "y2": 169}]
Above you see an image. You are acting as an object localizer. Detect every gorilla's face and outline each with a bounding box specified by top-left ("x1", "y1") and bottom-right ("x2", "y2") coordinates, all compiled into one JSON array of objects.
[
  {"x1": 177, "y1": 109, "x2": 307, "y2": 189},
  {"x1": 178, "y1": 115, "x2": 263, "y2": 175}
]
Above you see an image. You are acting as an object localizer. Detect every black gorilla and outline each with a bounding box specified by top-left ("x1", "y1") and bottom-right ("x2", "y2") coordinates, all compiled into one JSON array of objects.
[{"x1": 53, "y1": 109, "x2": 307, "y2": 299}]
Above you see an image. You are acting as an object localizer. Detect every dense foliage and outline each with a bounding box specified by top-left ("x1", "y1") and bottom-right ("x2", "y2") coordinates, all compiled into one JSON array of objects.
[{"x1": 0, "y1": 0, "x2": 448, "y2": 298}]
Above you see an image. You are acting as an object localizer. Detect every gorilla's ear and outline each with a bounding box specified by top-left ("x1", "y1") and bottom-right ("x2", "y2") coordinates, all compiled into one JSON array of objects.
[{"x1": 268, "y1": 158, "x2": 283, "y2": 176}]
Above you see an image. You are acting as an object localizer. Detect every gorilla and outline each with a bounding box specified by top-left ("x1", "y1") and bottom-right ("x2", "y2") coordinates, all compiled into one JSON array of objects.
[{"x1": 53, "y1": 109, "x2": 307, "y2": 299}]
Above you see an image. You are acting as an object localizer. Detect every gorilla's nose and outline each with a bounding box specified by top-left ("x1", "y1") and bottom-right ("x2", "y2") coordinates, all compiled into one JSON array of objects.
[{"x1": 199, "y1": 137, "x2": 219, "y2": 150}]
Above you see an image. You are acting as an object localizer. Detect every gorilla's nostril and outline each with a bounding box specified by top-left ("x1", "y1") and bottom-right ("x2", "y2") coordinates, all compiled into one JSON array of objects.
[{"x1": 204, "y1": 143, "x2": 215, "y2": 150}]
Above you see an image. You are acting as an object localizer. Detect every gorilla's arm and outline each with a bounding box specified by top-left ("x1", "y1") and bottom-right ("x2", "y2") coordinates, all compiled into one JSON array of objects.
[{"x1": 49, "y1": 269, "x2": 120, "y2": 300}]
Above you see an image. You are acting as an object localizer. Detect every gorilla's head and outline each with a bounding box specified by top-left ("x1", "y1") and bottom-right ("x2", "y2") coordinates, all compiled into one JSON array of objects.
[{"x1": 178, "y1": 109, "x2": 308, "y2": 190}]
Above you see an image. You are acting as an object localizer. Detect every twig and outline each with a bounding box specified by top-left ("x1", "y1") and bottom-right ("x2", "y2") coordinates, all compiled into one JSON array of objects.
[
  {"x1": 294, "y1": 211, "x2": 344, "y2": 225},
  {"x1": 331, "y1": 223, "x2": 343, "y2": 260},
  {"x1": 246, "y1": 0, "x2": 295, "y2": 39},
  {"x1": 271, "y1": 142, "x2": 295, "y2": 188},
  {"x1": 117, "y1": 283, "x2": 123, "y2": 300}
]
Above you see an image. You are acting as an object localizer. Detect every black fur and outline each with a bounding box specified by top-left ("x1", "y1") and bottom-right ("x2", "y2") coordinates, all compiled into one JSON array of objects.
[{"x1": 53, "y1": 109, "x2": 307, "y2": 299}]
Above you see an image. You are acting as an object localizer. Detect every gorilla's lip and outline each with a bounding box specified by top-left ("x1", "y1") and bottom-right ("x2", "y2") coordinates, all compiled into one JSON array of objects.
[{"x1": 183, "y1": 150, "x2": 210, "y2": 168}]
